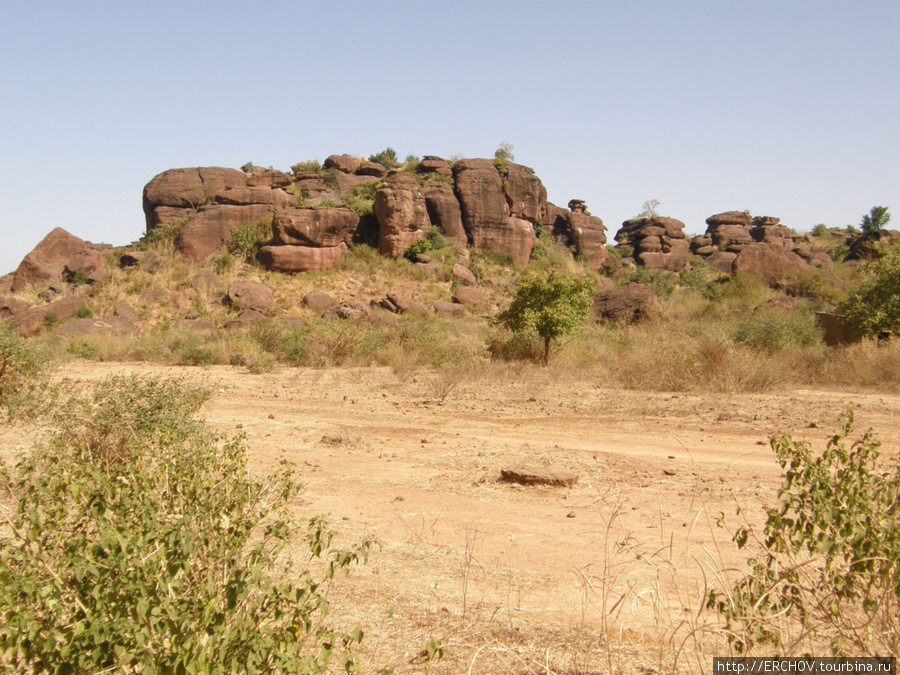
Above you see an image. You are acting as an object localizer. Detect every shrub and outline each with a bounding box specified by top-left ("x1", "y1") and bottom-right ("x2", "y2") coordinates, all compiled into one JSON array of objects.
[
  {"x1": 0, "y1": 320, "x2": 50, "y2": 417},
  {"x1": 732, "y1": 312, "x2": 822, "y2": 353},
  {"x1": 227, "y1": 217, "x2": 272, "y2": 263},
  {"x1": 860, "y1": 205, "x2": 891, "y2": 240},
  {"x1": 171, "y1": 332, "x2": 215, "y2": 366},
  {"x1": 838, "y1": 246, "x2": 900, "y2": 336},
  {"x1": 75, "y1": 306, "x2": 93, "y2": 319},
  {"x1": 709, "y1": 414, "x2": 900, "y2": 655},
  {"x1": 403, "y1": 227, "x2": 449, "y2": 262},
  {"x1": 0, "y1": 376, "x2": 376, "y2": 673},
  {"x1": 368, "y1": 148, "x2": 397, "y2": 169},
  {"x1": 291, "y1": 159, "x2": 322, "y2": 175},
  {"x1": 495, "y1": 272, "x2": 596, "y2": 365}
]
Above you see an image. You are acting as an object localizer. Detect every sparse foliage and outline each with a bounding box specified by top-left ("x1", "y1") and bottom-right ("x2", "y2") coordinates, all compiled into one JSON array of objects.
[
  {"x1": 495, "y1": 272, "x2": 596, "y2": 365},
  {"x1": 709, "y1": 414, "x2": 900, "y2": 655},
  {"x1": 0, "y1": 320, "x2": 50, "y2": 418},
  {"x1": 636, "y1": 199, "x2": 660, "y2": 219},
  {"x1": 368, "y1": 148, "x2": 398, "y2": 169}
]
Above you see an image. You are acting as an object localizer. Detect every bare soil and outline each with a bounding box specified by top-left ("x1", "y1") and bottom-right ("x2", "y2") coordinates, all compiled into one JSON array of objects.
[{"x1": 6, "y1": 361, "x2": 900, "y2": 673}]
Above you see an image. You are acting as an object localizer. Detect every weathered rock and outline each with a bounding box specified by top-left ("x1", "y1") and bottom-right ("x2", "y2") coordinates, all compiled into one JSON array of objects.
[
  {"x1": 302, "y1": 290, "x2": 335, "y2": 310},
  {"x1": 334, "y1": 172, "x2": 379, "y2": 196},
  {"x1": 542, "y1": 202, "x2": 572, "y2": 243},
  {"x1": 257, "y1": 244, "x2": 347, "y2": 273},
  {"x1": 246, "y1": 169, "x2": 292, "y2": 188},
  {"x1": 638, "y1": 239, "x2": 690, "y2": 272},
  {"x1": 323, "y1": 154, "x2": 359, "y2": 173},
  {"x1": 293, "y1": 175, "x2": 329, "y2": 199},
  {"x1": 119, "y1": 251, "x2": 145, "y2": 268},
  {"x1": 706, "y1": 211, "x2": 753, "y2": 229},
  {"x1": 383, "y1": 292, "x2": 428, "y2": 317},
  {"x1": 452, "y1": 286, "x2": 490, "y2": 310},
  {"x1": 453, "y1": 158, "x2": 508, "y2": 241},
  {"x1": 271, "y1": 207, "x2": 359, "y2": 247},
  {"x1": 750, "y1": 222, "x2": 794, "y2": 247},
  {"x1": 63, "y1": 249, "x2": 110, "y2": 284},
  {"x1": 142, "y1": 251, "x2": 164, "y2": 272},
  {"x1": 693, "y1": 245, "x2": 717, "y2": 256},
  {"x1": 114, "y1": 305, "x2": 140, "y2": 322},
  {"x1": 593, "y1": 283, "x2": 655, "y2": 323},
  {"x1": 733, "y1": 244, "x2": 810, "y2": 286},
  {"x1": 423, "y1": 179, "x2": 466, "y2": 246},
  {"x1": 57, "y1": 317, "x2": 135, "y2": 336},
  {"x1": 616, "y1": 217, "x2": 690, "y2": 272},
  {"x1": 690, "y1": 234, "x2": 713, "y2": 251},
  {"x1": 226, "y1": 281, "x2": 273, "y2": 311},
  {"x1": 452, "y1": 264, "x2": 477, "y2": 287},
  {"x1": 374, "y1": 172, "x2": 431, "y2": 257},
  {"x1": 9, "y1": 295, "x2": 86, "y2": 337},
  {"x1": 808, "y1": 251, "x2": 835, "y2": 273},
  {"x1": 11, "y1": 228, "x2": 88, "y2": 292},
  {"x1": 0, "y1": 296, "x2": 30, "y2": 318},
  {"x1": 235, "y1": 308, "x2": 266, "y2": 323},
  {"x1": 216, "y1": 186, "x2": 295, "y2": 208},
  {"x1": 145, "y1": 206, "x2": 193, "y2": 231},
  {"x1": 706, "y1": 251, "x2": 738, "y2": 273},
  {"x1": 500, "y1": 465, "x2": 579, "y2": 488},
  {"x1": 0, "y1": 275, "x2": 12, "y2": 295},
  {"x1": 500, "y1": 162, "x2": 547, "y2": 222},
  {"x1": 433, "y1": 300, "x2": 464, "y2": 315},
  {"x1": 142, "y1": 167, "x2": 247, "y2": 229},
  {"x1": 175, "y1": 204, "x2": 273, "y2": 260},
  {"x1": 712, "y1": 224, "x2": 754, "y2": 252},
  {"x1": 356, "y1": 160, "x2": 387, "y2": 177},
  {"x1": 567, "y1": 211, "x2": 610, "y2": 271},
  {"x1": 416, "y1": 156, "x2": 453, "y2": 177},
  {"x1": 326, "y1": 299, "x2": 371, "y2": 320}
]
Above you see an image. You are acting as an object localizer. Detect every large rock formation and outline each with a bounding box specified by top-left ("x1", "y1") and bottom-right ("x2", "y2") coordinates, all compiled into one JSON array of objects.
[
  {"x1": 615, "y1": 216, "x2": 690, "y2": 272},
  {"x1": 175, "y1": 204, "x2": 273, "y2": 261},
  {"x1": 453, "y1": 159, "x2": 535, "y2": 264},
  {"x1": 374, "y1": 172, "x2": 431, "y2": 257},
  {"x1": 565, "y1": 200, "x2": 612, "y2": 271},
  {"x1": 257, "y1": 244, "x2": 347, "y2": 273},
  {"x1": 143, "y1": 167, "x2": 248, "y2": 230},
  {"x1": 11, "y1": 228, "x2": 91, "y2": 292},
  {"x1": 422, "y1": 179, "x2": 466, "y2": 246},
  {"x1": 499, "y1": 162, "x2": 547, "y2": 222},
  {"x1": 271, "y1": 208, "x2": 359, "y2": 247}
]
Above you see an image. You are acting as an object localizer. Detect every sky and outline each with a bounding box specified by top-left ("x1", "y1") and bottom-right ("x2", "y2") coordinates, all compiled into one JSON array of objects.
[{"x1": 1, "y1": 1, "x2": 898, "y2": 276}]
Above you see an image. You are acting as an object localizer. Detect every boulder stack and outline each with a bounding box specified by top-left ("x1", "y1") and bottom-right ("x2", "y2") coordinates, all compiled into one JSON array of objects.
[{"x1": 615, "y1": 217, "x2": 690, "y2": 272}]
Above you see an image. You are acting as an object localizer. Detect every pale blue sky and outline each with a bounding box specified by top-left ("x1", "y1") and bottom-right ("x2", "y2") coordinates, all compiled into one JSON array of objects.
[{"x1": 2, "y1": 1, "x2": 897, "y2": 275}]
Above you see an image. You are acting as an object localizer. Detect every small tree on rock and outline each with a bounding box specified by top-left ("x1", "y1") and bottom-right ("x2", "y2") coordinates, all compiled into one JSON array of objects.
[
  {"x1": 860, "y1": 205, "x2": 891, "y2": 240},
  {"x1": 496, "y1": 272, "x2": 596, "y2": 365}
]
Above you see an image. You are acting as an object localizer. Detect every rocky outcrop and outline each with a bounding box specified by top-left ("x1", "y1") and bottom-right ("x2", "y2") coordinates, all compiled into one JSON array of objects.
[
  {"x1": 614, "y1": 217, "x2": 690, "y2": 272},
  {"x1": 246, "y1": 169, "x2": 292, "y2": 188},
  {"x1": 499, "y1": 162, "x2": 547, "y2": 222},
  {"x1": 216, "y1": 186, "x2": 295, "y2": 208},
  {"x1": 593, "y1": 283, "x2": 655, "y2": 323},
  {"x1": 323, "y1": 154, "x2": 359, "y2": 173},
  {"x1": 175, "y1": 204, "x2": 273, "y2": 261},
  {"x1": 374, "y1": 172, "x2": 431, "y2": 257},
  {"x1": 143, "y1": 167, "x2": 247, "y2": 230},
  {"x1": 9, "y1": 295, "x2": 86, "y2": 337},
  {"x1": 453, "y1": 159, "x2": 535, "y2": 264},
  {"x1": 733, "y1": 244, "x2": 810, "y2": 286},
  {"x1": 422, "y1": 179, "x2": 466, "y2": 246},
  {"x1": 416, "y1": 156, "x2": 453, "y2": 177},
  {"x1": 11, "y1": 228, "x2": 94, "y2": 292},
  {"x1": 257, "y1": 244, "x2": 347, "y2": 273},
  {"x1": 226, "y1": 281, "x2": 273, "y2": 311},
  {"x1": 566, "y1": 201, "x2": 611, "y2": 271},
  {"x1": 271, "y1": 208, "x2": 359, "y2": 247}
]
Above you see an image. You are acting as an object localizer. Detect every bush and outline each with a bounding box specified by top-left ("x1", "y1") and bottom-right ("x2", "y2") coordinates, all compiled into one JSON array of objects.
[
  {"x1": 731, "y1": 312, "x2": 822, "y2": 353},
  {"x1": 291, "y1": 159, "x2": 322, "y2": 175},
  {"x1": 403, "y1": 227, "x2": 449, "y2": 262},
  {"x1": 75, "y1": 306, "x2": 93, "y2": 319},
  {"x1": 227, "y1": 218, "x2": 272, "y2": 263},
  {"x1": 860, "y1": 205, "x2": 891, "y2": 240},
  {"x1": 0, "y1": 320, "x2": 50, "y2": 417},
  {"x1": 709, "y1": 414, "x2": 900, "y2": 655},
  {"x1": 368, "y1": 148, "x2": 397, "y2": 169},
  {"x1": 495, "y1": 272, "x2": 596, "y2": 365},
  {"x1": 838, "y1": 246, "x2": 900, "y2": 336},
  {"x1": 0, "y1": 376, "x2": 377, "y2": 673}
]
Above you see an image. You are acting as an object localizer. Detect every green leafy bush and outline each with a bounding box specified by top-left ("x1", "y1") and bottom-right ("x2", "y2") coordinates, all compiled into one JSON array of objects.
[
  {"x1": 291, "y1": 159, "x2": 322, "y2": 175},
  {"x1": 709, "y1": 414, "x2": 900, "y2": 655},
  {"x1": 860, "y1": 205, "x2": 891, "y2": 240},
  {"x1": 227, "y1": 217, "x2": 272, "y2": 263},
  {"x1": 838, "y1": 246, "x2": 900, "y2": 336},
  {"x1": 75, "y1": 306, "x2": 93, "y2": 319},
  {"x1": 731, "y1": 312, "x2": 822, "y2": 353},
  {"x1": 0, "y1": 376, "x2": 376, "y2": 673},
  {"x1": 403, "y1": 227, "x2": 449, "y2": 262},
  {"x1": 495, "y1": 272, "x2": 596, "y2": 364},
  {"x1": 368, "y1": 148, "x2": 397, "y2": 169},
  {"x1": 0, "y1": 320, "x2": 50, "y2": 417}
]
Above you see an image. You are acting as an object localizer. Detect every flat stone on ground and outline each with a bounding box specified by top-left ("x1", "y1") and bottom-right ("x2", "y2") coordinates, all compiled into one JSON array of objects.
[{"x1": 500, "y1": 465, "x2": 579, "y2": 488}]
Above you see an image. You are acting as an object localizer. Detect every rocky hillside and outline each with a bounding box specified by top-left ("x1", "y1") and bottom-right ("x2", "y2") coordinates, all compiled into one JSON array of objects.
[{"x1": 1, "y1": 152, "x2": 895, "y2": 350}]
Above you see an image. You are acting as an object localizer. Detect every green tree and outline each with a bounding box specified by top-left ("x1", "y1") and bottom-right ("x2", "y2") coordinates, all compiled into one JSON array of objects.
[
  {"x1": 838, "y1": 245, "x2": 900, "y2": 336},
  {"x1": 494, "y1": 142, "x2": 515, "y2": 163},
  {"x1": 496, "y1": 272, "x2": 596, "y2": 365},
  {"x1": 860, "y1": 205, "x2": 891, "y2": 240},
  {"x1": 368, "y1": 147, "x2": 398, "y2": 169}
]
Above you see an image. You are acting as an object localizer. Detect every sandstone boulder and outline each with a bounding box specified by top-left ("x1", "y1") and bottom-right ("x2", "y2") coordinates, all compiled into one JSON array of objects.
[
  {"x1": 326, "y1": 299, "x2": 371, "y2": 320},
  {"x1": 114, "y1": 305, "x2": 140, "y2": 322},
  {"x1": 706, "y1": 251, "x2": 738, "y2": 273},
  {"x1": 733, "y1": 243, "x2": 810, "y2": 286},
  {"x1": 433, "y1": 300, "x2": 464, "y2": 315},
  {"x1": 542, "y1": 202, "x2": 571, "y2": 244},
  {"x1": 216, "y1": 186, "x2": 295, "y2": 208},
  {"x1": 257, "y1": 244, "x2": 347, "y2": 273},
  {"x1": 706, "y1": 211, "x2": 753, "y2": 229},
  {"x1": 423, "y1": 179, "x2": 466, "y2": 246},
  {"x1": 500, "y1": 465, "x2": 578, "y2": 488},
  {"x1": 334, "y1": 172, "x2": 379, "y2": 196},
  {"x1": 63, "y1": 249, "x2": 111, "y2": 284},
  {"x1": 302, "y1": 290, "x2": 335, "y2": 310},
  {"x1": 711, "y1": 225, "x2": 754, "y2": 252},
  {"x1": 271, "y1": 208, "x2": 359, "y2": 247},
  {"x1": 356, "y1": 160, "x2": 387, "y2": 177},
  {"x1": 593, "y1": 283, "x2": 655, "y2": 323},
  {"x1": 175, "y1": 204, "x2": 273, "y2": 260},
  {"x1": 452, "y1": 264, "x2": 477, "y2": 287},
  {"x1": 119, "y1": 251, "x2": 144, "y2": 268},
  {"x1": 615, "y1": 217, "x2": 690, "y2": 272},
  {"x1": 452, "y1": 286, "x2": 490, "y2": 310},
  {"x1": 453, "y1": 158, "x2": 508, "y2": 242},
  {"x1": 0, "y1": 275, "x2": 12, "y2": 295},
  {"x1": 323, "y1": 154, "x2": 359, "y2": 173},
  {"x1": 145, "y1": 206, "x2": 193, "y2": 231},
  {"x1": 416, "y1": 156, "x2": 453, "y2": 177},
  {"x1": 567, "y1": 211, "x2": 610, "y2": 271},
  {"x1": 501, "y1": 162, "x2": 547, "y2": 222},
  {"x1": 12, "y1": 228, "x2": 89, "y2": 292},
  {"x1": 142, "y1": 167, "x2": 247, "y2": 229},
  {"x1": 10, "y1": 295, "x2": 86, "y2": 337},
  {"x1": 0, "y1": 296, "x2": 30, "y2": 318},
  {"x1": 380, "y1": 292, "x2": 428, "y2": 317},
  {"x1": 226, "y1": 281, "x2": 273, "y2": 311},
  {"x1": 374, "y1": 172, "x2": 431, "y2": 257},
  {"x1": 246, "y1": 169, "x2": 292, "y2": 188},
  {"x1": 293, "y1": 175, "x2": 329, "y2": 199},
  {"x1": 750, "y1": 222, "x2": 793, "y2": 247}
]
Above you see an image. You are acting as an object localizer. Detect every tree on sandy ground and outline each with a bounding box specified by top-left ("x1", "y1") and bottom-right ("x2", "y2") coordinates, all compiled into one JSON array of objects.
[{"x1": 496, "y1": 271, "x2": 596, "y2": 365}]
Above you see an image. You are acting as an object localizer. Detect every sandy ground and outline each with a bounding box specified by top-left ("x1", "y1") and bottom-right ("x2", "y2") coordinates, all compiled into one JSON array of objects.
[{"x1": 4, "y1": 360, "x2": 899, "y2": 673}]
